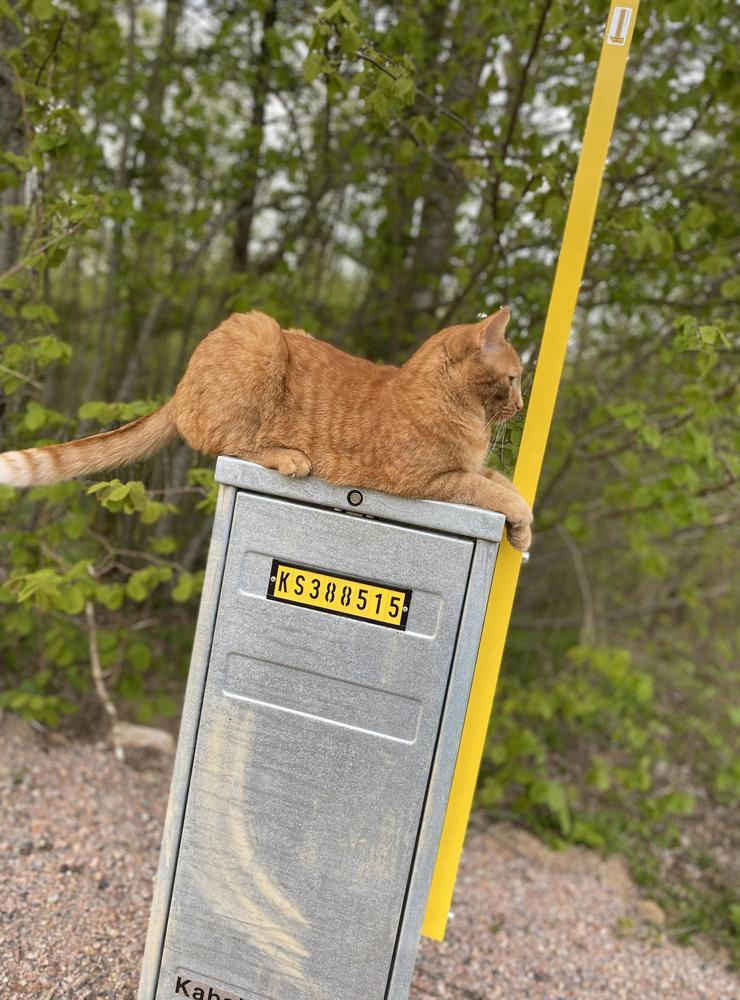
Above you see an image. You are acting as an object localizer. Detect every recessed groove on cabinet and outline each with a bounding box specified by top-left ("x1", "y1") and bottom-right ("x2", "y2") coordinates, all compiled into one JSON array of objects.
[{"x1": 222, "y1": 653, "x2": 422, "y2": 744}]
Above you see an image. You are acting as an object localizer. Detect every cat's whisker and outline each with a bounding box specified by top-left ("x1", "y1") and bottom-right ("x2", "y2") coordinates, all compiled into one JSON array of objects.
[{"x1": 486, "y1": 418, "x2": 506, "y2": 465}]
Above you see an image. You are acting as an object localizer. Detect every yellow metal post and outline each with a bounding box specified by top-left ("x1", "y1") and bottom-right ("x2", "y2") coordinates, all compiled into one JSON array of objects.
[{"x1": 423, "y1": 0, "x2": 640, "y2": 939}]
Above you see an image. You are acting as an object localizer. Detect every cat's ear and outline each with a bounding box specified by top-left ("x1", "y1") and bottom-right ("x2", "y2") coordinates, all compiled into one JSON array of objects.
[{"x1": 476, "y1": 306, "x2": 511, "y2": 353}]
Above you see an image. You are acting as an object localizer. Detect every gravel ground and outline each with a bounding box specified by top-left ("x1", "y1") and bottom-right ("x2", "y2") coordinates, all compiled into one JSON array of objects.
[{"x1": 1, "y1": 715, "x2": 737, "y2": 1000}]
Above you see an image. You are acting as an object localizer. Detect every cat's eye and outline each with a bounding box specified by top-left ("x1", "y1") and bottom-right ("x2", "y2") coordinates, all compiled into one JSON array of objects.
[{"x1": 508, "y1": 375, "x2": 516, "y2": 385}]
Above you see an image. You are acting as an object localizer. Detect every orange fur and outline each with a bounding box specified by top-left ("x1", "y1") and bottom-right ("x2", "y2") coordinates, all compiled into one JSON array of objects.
[{"x1": 0, "y1": 308, "x2": 533, "y2": 549}]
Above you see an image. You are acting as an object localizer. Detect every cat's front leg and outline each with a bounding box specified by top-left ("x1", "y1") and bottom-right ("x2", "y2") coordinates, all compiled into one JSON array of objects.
[
  {"x1": 481, "y1": 466, "x2": 516, "y2": 488},
  {"x1": 235, "y1": 445, "x2": 312, "y2": 478},
  {"x1": 426, "y1": 471, "x2": 533, "y2": 551},
  {"x1": 480, "y1": 467, "x2": 533, "y2": 549}
]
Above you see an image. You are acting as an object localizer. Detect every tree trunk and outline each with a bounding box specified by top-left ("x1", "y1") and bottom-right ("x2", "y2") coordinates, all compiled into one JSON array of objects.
[
  {"x1": 137, "y1": 0, "x2": 183, "y2": 190},
  {"x1": 404, "y1": 5, "x2": 489, "y2": 332},
  {"x1": 351, "y1": 0, "x2": 451, "y2": 357},
  {"x1": 231, "y1": 0, "x2": 279, "y2": 272},
  {"x1": 0, "y1": 15, "x2": 24, "y2": 278},
  {"x1": 115, "y1": 0, "x2": 184, "y2": 397},
  {"x1": 83, "y1": 0, "x2": 136, "y2": 405}
]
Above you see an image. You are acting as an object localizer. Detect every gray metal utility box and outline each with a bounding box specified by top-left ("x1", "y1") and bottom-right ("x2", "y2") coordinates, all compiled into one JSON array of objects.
[{"x1": 139, "y1": 457, "x2": 504, "y2": 1000}]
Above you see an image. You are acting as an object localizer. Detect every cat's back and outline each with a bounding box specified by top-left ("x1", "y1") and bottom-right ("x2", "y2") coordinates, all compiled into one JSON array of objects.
[
  {"x1": 213, "y1": 311, "x2": 286, "y2": 357},
  {"x1": 179, "y1": 311, "x2": 288, "y2": 394},
  {"x1": 179, "y1": 311, "x2": 393, "y2": 432},
  {"x1": 283, "y1": 326, "x2": 389, "y2": 385},
  {"x1": 282, "y1": 329, "x2": 398, "y2": 435}
]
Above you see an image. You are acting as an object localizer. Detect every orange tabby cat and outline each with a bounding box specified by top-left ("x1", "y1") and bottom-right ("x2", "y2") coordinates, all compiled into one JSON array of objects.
[{"x1": 0, "y1": 307, "x2": 533, "y2": 549}]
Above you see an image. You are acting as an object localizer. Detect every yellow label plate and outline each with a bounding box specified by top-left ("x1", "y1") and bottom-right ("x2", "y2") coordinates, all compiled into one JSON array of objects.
[{"x1": 267, "y1": 560, "x2": 411, "y2": 630}]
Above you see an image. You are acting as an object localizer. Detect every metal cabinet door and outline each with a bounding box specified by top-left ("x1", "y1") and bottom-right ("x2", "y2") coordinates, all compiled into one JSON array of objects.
[{"x1": 156, "y1": 491, "x2": 474, "y2": 1000}]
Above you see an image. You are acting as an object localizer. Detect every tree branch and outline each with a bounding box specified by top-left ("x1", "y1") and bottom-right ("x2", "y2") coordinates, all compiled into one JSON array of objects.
[{"x1": 85, "y1": 587, "x2": 124, "y2": 762}]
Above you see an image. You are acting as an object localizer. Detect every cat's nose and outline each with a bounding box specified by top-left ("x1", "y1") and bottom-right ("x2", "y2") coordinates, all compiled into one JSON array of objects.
[{"x1": 515, "y1": 395, "x2": 523, "y2": 411}]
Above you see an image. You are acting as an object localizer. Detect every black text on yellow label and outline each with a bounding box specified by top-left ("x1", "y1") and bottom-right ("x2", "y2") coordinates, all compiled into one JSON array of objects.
[{"x1": 267, "y1": 560, "x2": 412, "y2": 630}]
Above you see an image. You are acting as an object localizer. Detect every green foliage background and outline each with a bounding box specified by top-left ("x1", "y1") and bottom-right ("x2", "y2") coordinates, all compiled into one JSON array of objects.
[{"x1": 1, "y1": 0, "x2": 737, "y2": 961}]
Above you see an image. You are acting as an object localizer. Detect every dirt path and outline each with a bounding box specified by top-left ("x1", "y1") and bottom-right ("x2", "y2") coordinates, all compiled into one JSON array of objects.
[{"x1": 1, "y1": 717, "x2": 736, "y2": 999}]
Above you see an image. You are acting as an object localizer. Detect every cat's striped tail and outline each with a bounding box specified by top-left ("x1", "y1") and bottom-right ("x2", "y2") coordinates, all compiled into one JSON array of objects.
[{"x1": 0, "y1": 402, "x2": 178, "y2": 487}]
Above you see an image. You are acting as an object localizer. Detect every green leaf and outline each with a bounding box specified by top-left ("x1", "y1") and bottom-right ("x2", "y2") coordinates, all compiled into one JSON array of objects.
[
  {"x1": 571, "y1": 820, "x2": 606, "y2": 849},
  {"x1": 303, "y1": 52, "x2": 325, "y2": 84},
  {"x1": 391, "y1": 75, "x2": 415, "y2": 104},
  {"x1": 172, "y1": 573, "x2": 194, "y2": 603},
  {"x1": 587, "y1": 757, "x2": 612, "y2": 792},
  {"x1": 126, "y1": 481, "x2": 148, "y2": 511},
  {"x1": 151, "y1": 535, "x2": 177, "y2": 554},
  {"x1": 29, "y1": 335, "x2": 71, "y2": 366},
  {"x1": 61, "y1": 511, "x2": 86, "y2": 540},
  {"x1": 78, "y1": 401, "x2": 110, "y2": 420},
  {"x1": 55, "y1": 585, "x2": 85, "y2": 616},
  {"x1": 126, "y1": 571, "x2": 151, "y2": 602},
  {"x1": 339, "y1": 26, "x2": 362, "y2": 56},
  {"x1": 655, "y1": 791, "x2": 696, "y2": 817},
  {"x1": 543, "y1": 194, "x2": 564, "y2": 224},
  {"x1": 20, "y1": 303, "x2": 59, "y2": 323},
  {"x1": 23, "y1": 401, "x2": 49, "y2": 431},
  {"x1": 719, "y1": 276, "x2": 740, "y2": 300},
  {"x1": 478, "y1": 777, "x2": 504, "y2": 807},
  {"x1": 128, "y1": 642, "x2": 151, "y2": 671},
  {"x1": 107, "y1": 483, "x2": 131, "y2": 502},
  {"x1": 640, "y1": 424, "x2": 662, "y2": 449},
  {"x1": 139, "y1": 500, "x2": 166, "y2": 523},
  {"x1": 398, "y1": 138, "x2": 417, "y2": 163},
  {"x1": 529, "y1": 780, "x2": 572, "y2": 835},
  {"x1": 154, "y1": 693, "x2": 177, "y2": 717},
  {"x1": 94, "y1": 583, "x2": 124, "y2": 611},
  {"x1": 410, "y1": 115, "x2": 436, "y2": 145},
  {"x1": 32, "y1": 0, "x2": 55, "y2": 21},
  {"x1": 78, "y1": 399, "x2": 158, "y2": 423},
  {"x1": 86, "y1": 481, "x2": 111, "y2": 495}
]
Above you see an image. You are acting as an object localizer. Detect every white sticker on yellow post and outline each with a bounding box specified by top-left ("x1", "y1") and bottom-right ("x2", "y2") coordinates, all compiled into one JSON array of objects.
[{"x1": 607, "y1": 6, "x2": 632, "y2": 45}]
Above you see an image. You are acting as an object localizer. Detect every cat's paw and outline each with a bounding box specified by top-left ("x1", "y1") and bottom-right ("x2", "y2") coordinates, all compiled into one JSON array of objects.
[
  {"x1": 276, "y1": 450, "x2": 312, "y2": 478},
  {"x1": 506, "y1": 521, "x2": 532, "y2": 552},
  {"x1": 502, "y1": 493, "x2": 532, "y2": 550},
  {"x1": 503, "y1": 493, "x2": 533, "y2": 528}
]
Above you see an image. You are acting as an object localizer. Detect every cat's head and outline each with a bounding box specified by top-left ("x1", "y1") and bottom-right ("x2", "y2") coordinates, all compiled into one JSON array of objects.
[{"x1": 407, "y1": 306, "x2": 524, "y2": 424}]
